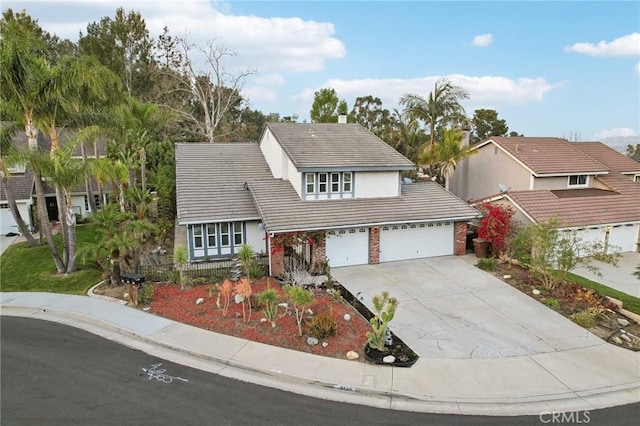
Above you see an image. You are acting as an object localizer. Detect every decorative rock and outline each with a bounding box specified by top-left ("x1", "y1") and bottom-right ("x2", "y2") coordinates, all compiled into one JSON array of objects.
[
  {"x1": 617, "y1": 318, "x2": 630, "y2": 327},
  {"x1": 383, "y1": 355, "x2": 396, "y2": 364},
  {"x1": 343, "y1": 314, "x2": 351, "y2": 321},
  {"x1": 235, "y1": 312, "x2": 242, "y2": 318},
  {"x1": 307, "y1": 337, "x2": 319, "y2": 346},
  {"x1": 196, "y1": 297, "x2": 204, "y2": 305},
  {"x1": 234, "y1": 294, "x2": 244, "y2": 304},
  {"x1": 346, "y1": 351, "x2": 359, "y2": 360},
  {"x1": 143, "y1": 307, "x2": 150, "y2": 312},
  {"x1": 278, "y1": 302, "x2": 288, "y2": 309},
  {"x1": 307, "y1": 308, "x2": 313, "y2": 315},
  {"x1": 123, "y1": 292, "x2": 130, "y2": 300},
  {"x1": 322, "y1": 342, "x2": 329, "y2": 348},
  {"x1": 503, "y1": 275, "x2": 511, "y2": 279},
  {"x1": 532, "y1": 289, "x2": 541, "y2": 296},
  {"x1": 260, "y1": 318, "x2": 267, "y2": 323},
  {"x1": 620, "y1": 334, "x2": 632, "y2": 343},
  {"x1": 612, "y1": 336, "x2": 623, "y2": 344}
]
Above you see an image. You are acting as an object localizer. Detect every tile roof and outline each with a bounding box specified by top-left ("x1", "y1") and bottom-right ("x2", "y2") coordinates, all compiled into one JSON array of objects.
[
  {"x1": 265, "y1": 122, "x2": 414, "y2": 171},
  {"x1": 247, "y1": 179, "x2": 480, "y2": 233},
  {"x1": 175, "y1": 143, "x2": 273, "y2": 224},
  {"x1": 486, "y1": 137, "x2": 609, "y2": 175},
  {"x1": 504, "y1": 142, "x2": 640, "y2": 227},
  {"x1": 0, "y1": 170, "x2": 34, "y2": 202}
]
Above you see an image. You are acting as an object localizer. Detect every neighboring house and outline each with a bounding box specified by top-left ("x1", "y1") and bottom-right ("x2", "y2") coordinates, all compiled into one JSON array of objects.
[
  {"x1": 0, "y1": 128, "x2": 110, "y2": 235},
  {"x1": 449, "y1": 137, "x2": 640, "y2": 253},
  {"x1": 175, "y1": 122, "x2": 479, "y2": 275}
]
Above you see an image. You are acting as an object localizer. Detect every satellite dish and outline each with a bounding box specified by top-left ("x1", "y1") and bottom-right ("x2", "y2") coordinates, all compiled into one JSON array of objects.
[{"x1": 498, "y1": 183, "x2": 510, "y2": 193}]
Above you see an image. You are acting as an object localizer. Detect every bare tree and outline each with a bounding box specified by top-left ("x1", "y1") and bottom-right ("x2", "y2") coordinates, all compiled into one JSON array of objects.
[{"x1": 155, "y1": 35, "x2": 256, "y2": 143}]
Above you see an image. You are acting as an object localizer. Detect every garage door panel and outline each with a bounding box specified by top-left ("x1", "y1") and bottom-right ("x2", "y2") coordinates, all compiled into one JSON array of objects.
[
  {"x1": 326, "y1": 228, "x2": 369, "y2": 267},
  {"x1": 609, "y1": 225, "x2": 639, "y2": 253},
  {"x1": 380, "y1": 222, "x2": 453, "y2": 263}
]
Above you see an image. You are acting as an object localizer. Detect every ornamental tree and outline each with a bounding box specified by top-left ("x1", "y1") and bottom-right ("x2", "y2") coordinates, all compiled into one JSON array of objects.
[{"x1": 477, "y1": 203, "x2": 515, "y2": 256}]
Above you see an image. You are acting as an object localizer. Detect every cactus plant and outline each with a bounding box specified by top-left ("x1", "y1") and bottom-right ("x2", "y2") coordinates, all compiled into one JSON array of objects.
[{"x1": 365, "y1": 291, "x2": 399, "y2": 352}]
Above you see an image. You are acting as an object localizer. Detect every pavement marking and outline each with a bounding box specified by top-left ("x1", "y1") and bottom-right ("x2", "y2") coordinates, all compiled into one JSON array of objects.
[{"x1": 141, "y1": 363, "x2": 189, "y2": 383}]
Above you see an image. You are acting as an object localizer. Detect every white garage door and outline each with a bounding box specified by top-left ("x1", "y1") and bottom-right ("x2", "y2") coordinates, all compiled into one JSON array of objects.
[
  {"x1": 380, "y1": 221, "x2": 454, "y2": 263},
  {"x1": 1, "y1": 207, "x2": 18, "y2": 235},
  {"x1": 609, "y1": 224, "x2": 639, "y2": 253},
  {"x1": 574, "y1": 225, "x2": 639, "y2": 253},
  {"x1": 326, "y1": 227, "x2": 369, "y2": 267}
]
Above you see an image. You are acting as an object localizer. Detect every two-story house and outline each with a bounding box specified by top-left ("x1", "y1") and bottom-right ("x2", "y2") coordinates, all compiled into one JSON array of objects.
[
  {"x1": 1, "y1": 128, "x2": 111, "y2": 235},
  {"x1": 175, "y1": 122, "x2": 479, "y2": 274},
  {"x1": 449, "y1": 137, "x2": 640, "y2": 253}
]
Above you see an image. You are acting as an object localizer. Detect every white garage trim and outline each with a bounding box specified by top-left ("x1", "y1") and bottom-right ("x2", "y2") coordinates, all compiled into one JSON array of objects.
[
  {"x1": 380, "y1": 221, "x2": 454, "y2": 262},
  {"x1": 326, "y1": 227, "x2": 369, "y2": 267}
]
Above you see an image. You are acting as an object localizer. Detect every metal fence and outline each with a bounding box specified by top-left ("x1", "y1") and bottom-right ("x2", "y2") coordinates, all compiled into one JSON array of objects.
[{"x1": 138, "y1": 255, "x2": 269, "y2": 283}]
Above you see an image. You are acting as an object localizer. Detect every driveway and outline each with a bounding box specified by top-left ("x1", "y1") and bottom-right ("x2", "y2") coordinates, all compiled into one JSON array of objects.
[
  {"x1": 573, "y1": 251, "x2": 640, "y2": 298},
  {"x1": 332, "y1": 256, "x2": 604, "y2": 359}
]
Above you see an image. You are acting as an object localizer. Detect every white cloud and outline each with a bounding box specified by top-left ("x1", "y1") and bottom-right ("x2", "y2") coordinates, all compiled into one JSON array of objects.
[
  {"x1": 24, "y1": 0, "x2": 346, "y2": 73},
  {"x1": 471, "y1": 33, "x2": 493, "y2": 47},
  {"x1": 293, "y1": 74, "x2": 563, "y2": 111},
  {"x1": 636, "y1": 62, "x2": 640, "y2": 75},
  {"x1": 242, "y1": 86, "x2": 279, "y2": 103},
  {"x1": 594, "y1": 128, "x2": 638, "y2": 139},
  {"x1": 565, "y1": 32, "x2": 640, "y2": 57}
]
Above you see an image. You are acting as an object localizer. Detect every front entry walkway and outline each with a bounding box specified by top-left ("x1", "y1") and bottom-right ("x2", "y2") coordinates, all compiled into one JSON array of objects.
[{"x1": 331, "y1": 256, "x2": 605, "y2": 359}]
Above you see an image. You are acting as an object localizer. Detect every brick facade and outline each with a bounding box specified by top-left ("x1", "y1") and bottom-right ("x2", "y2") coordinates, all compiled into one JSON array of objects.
[
  {"x1": 454, "y1": 221, "x2": 468, "y2": 255},
  {"x1": 270, "y1": 244, "x2": 285, "y2": 276},
  {"x1": 369, "y1": 226, "x2": 380, "y2": 264},
  {"x1": 311, "y1": 235, "x2": 327, "y2": 272}
]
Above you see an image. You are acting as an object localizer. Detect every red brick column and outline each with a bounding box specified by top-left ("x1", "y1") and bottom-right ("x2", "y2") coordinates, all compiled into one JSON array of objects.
[
  {"x1": 270, "y1": 237, "x2": 285, "y2": 276},
  {"x1": 454, "y1": 221, "x2": 467, "y2": 255},
  {"x1": 369, "y1": 226, "x2": 380, "y2": 264},
  {"x1": 311, "y1": 235, "x2": 326, "y2": 272}
]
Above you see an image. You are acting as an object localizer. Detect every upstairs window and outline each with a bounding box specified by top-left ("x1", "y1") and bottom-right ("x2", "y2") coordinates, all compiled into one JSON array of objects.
[
  {"x1": 568, "y1": 175, "x2": 587, "y2": 187},
  {"x1": 206, "y1": 224, "x2": 217, "y2": 247},
  {"x1": 233, "y1": 222, "x2": 243, "y2": 245},
  {"x1": 305, "y1": 173, "x2": 315, "y2": 194},
  {"x1": 318, "y1": 173, "x2": 328, "y2": 193},
  {"x1": 343, "y1": 172, "x2": 352, "y2": 193},
  {"x1": 192, "y1": 225, "x2": 203, "y2": 249},
  {"x1": 331, "y1": 173, "x2": 340, "y2": 192}
]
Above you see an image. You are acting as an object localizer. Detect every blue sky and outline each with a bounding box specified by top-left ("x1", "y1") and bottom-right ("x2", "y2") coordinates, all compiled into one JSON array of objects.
[{"x1": 5, "y1": 1, "x2": 640, "y2": 141}]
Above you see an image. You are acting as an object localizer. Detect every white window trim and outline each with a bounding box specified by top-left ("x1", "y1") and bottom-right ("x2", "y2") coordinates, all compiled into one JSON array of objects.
[
  {"x1": 305, "y1": 173, "x2": 315, "y2": 194},
  {"x1": 568, "y1": 175, "x2": 588, "y2": 188},
  {"x1": 318, "y1": 173, "x2": 328, "y2": 194},
  {"x1": 343, "y1": 172, "x2": 352, "y2": 193}
]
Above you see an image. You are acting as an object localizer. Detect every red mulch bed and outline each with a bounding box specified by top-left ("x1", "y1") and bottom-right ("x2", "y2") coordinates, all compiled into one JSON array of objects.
[{"x1": 149, "y1": 277, "x2": 370, "y2": 360}]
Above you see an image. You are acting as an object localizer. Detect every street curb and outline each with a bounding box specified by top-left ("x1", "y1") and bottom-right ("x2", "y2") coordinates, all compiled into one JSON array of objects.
[{"x1": 3, "y1": 303, "x2": 639, "y2": 415}]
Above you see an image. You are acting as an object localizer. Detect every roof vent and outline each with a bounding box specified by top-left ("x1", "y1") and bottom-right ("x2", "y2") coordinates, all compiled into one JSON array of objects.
[{"x1": 338, "y1": 114, "x2": 347, "y2": 124}]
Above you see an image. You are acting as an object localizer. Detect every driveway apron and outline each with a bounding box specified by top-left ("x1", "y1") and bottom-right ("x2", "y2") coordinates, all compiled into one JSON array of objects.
[{"x1": 331, "y1": 256, "x2": 604, "y2": 359}]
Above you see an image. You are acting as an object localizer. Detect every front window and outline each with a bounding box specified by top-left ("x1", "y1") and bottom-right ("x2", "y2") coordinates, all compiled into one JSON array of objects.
[
  {"x1": 343, "y1": 172, "x2": 352, "y2": 192},
  {"x1": 305, "y1": 173, "x2": 315, "y2": 194},
  {"x1": 207, "y1": 224, "x2": 217, "y2": 247},
  {"x1": 220, "y1": 222, "x2": 230, "y2": 247},
  {"x1": 193, "y1": 225, "x2": 203, "y2": 249},
  {"x1": 568, "y1": 175, "x2": 587, "y2": 187},
  {"x1": 233, "y1": 222, "x2": 243, "y2": 245}
]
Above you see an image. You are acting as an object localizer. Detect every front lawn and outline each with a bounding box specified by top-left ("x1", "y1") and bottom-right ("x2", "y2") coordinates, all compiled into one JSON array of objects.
[{"x1": 0, "y1": 225, "x2": 103, "y2": 295}]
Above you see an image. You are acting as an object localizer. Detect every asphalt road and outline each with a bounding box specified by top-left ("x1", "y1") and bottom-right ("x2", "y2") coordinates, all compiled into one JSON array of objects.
[{"x1": 1, "y1": 316, "x2": 638, "y2": 426}]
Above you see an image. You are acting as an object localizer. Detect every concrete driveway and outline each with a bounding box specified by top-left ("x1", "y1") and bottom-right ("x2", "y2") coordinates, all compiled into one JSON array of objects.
[
  {"x1": 573, "y1": 251, "x2": 640, "y2": 298},
  {"x1": 332, "y1": 256, "x2": 604, "y2": 359}
]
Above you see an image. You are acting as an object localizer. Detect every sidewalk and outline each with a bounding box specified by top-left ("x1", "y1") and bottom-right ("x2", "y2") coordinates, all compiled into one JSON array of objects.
[{"x1": 1, "y1": 291, "x2": 639, "y2": 416}]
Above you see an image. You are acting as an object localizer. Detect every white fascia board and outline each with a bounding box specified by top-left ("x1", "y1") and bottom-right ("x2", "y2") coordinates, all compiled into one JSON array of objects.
[{"x1": 178, "y1": 216, "x2": 262, "y2": 226}]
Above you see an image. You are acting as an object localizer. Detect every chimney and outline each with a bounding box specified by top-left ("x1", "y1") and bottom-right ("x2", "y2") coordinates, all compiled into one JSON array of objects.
[{"x1": 338, "y1": 114, "x2": 347, "y2": 124}]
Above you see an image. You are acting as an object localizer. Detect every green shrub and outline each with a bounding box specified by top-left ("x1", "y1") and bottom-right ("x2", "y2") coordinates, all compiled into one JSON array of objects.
[
  {"x1": 137, "y1": 284, "x2": 154, "y2": 305},
  {"x1": 544, "y1": 297, "x2": 560, "y2": 310},
  {"x1": 571, "y1": 307, "x2": 609, "y2": 328},
  {"x1": 249, "y1": 262, "x2": 264, "y2": 278},
  {"x1": 306, "y1": 307, "x2": 338, "y2": 338},
  {"x1": 168, "y1": 270, "x2": 181, "y2": 284},
  {"x1": 477, "y1": 258, "x2": 496, "y2": 271}
]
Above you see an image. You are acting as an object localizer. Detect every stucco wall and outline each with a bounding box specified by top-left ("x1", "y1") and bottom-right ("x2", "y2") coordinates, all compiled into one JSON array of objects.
[
  {"x1": 356, "y1": 171, "x2": 400, "y2": 198},
  {"x1": 533, "y1": 176, "x2": 591, "y2": 190},
  {"x1": 260, "y1": 128, "x2": 283, "y2": 178},
  {"x1": 463, "y1": 143, "x2": 531, "y2": 201},
  {"x1": 246, "y1": 220, "x2": 268, "y2": 255}
]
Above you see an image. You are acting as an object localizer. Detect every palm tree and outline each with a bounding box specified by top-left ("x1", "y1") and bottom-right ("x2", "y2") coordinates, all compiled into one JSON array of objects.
[
  {"x1": 380, "y1": 109, "x2": 428, "y2": 165},
  {"x1": 127, "y1": 186, "x2": 153, "y2": 220},
  {"x1": 400, "y1": 77, "x2": 470, "y2": 147},
  {"x1": 418, "y1": 128, "x2": 476, "y2": 190},
  {"x1": 173, "y1": 246, "x2": 189, "y2": 290},
  {"x1": 1, "y1": 17, "x2": 64, "y2": 270}
]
